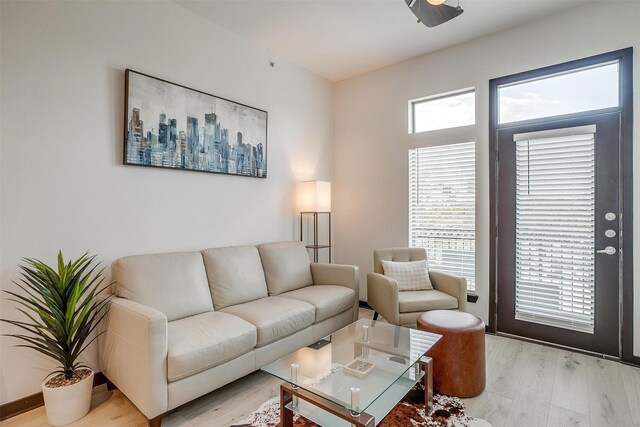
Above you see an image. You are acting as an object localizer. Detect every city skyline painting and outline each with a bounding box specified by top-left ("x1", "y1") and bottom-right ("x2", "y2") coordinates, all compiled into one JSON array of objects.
[{"x1": 123, "y1": 69, "x2": 267, "y2": 178}]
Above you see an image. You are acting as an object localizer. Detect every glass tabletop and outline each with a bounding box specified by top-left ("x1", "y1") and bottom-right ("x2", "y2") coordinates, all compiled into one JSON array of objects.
[{"x1": 260, "y1": 319, "x2": 442, "y2": 416}]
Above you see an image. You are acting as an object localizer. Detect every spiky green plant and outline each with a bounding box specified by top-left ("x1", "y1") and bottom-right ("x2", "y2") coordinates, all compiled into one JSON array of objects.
[{"x1": 1, "y1": 251, "x2": 112, "y2": 380}]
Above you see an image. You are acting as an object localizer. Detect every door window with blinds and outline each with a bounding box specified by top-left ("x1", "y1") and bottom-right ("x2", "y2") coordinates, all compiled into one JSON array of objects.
[
  {"x1": 409, "y1": 142, "x2": 476, "y2": 291},
  {"x1": 514, "y1": 126, "x2": 596, "y2": 333}
]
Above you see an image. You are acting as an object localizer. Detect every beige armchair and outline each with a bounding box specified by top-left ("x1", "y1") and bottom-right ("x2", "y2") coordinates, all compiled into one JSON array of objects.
[{"x1": 367, "y1": 248, "x2": 467, "y2": 326}]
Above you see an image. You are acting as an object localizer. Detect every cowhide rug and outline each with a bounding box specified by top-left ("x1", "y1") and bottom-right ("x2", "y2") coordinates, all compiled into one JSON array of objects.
[{"x1": 230, "y1": 383, "x2": 491, "y2": 427}]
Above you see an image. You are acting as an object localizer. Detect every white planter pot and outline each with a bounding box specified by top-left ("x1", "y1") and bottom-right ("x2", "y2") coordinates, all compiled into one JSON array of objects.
[{"x1": 42, "y1": 370, "x2": 94, "y2": 426}]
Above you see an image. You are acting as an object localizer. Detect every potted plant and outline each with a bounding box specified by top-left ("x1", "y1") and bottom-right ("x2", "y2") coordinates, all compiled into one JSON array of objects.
[{"x1": 1, "y1": 251, "x2": 111, "y2": 426}]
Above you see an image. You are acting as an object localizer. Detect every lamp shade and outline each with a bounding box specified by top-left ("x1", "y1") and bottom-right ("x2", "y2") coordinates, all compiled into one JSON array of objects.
[{"x1": 297, "y1": 181, "x2": 331, "y2": 212}]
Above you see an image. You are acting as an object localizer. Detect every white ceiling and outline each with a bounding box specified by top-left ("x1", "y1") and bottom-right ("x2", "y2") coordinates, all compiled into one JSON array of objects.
[{"x1": 176, "y1": 0, "x2": 594, "y2": 82}]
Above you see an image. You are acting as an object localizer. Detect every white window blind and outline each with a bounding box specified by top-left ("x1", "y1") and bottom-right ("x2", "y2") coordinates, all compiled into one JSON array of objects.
[
  {"x1": 514, "y1": 129, "x2": 595, "y2": 334},
  {"x1": 409, "y1": 142, "x2": 476, "y2": 291}
]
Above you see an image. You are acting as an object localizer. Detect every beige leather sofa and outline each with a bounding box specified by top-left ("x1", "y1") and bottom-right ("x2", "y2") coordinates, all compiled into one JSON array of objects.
[
  {"x1": 367, "y1": 248, "x2": 466, "y2": 326},
  {"x1": 100, "y1": 241, "x2": 359, "y2": 426}
]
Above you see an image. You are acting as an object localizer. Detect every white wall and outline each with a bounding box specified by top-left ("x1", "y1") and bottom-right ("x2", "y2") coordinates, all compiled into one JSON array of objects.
[
  {"x1": 0, "y1": 0, "x2": 333, "y2": 404},
  {"x1": 333, "y1": 1, "x2": 640, "y2": 356}
]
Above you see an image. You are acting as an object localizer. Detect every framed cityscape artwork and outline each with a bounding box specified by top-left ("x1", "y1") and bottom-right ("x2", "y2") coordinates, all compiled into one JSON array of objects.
[{"x1": 123, "y1": 69, "x2": 267, "y2": 178}]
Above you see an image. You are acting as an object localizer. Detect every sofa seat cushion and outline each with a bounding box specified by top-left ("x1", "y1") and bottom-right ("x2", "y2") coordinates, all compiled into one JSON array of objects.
[
  {"x1": 167, "y1": 311, "x2": 257, "y2": 382},
  {"x1": 220, "y1": 297, "x2": 315, "y2": 347},
  {"x1": 112, "y1": 252, "x2": 213, "y2": 322},
  {"x1": 279, "y1": 285, "x2": 355, "y2": 323},
  {"x1": 257, "y1": 241, "x2": 313, "y2": 296},
  {"x1": 201, "y1": 246, "x2": 268, "y2": 310},
  {"x1": 398, "y1": 290, "x2": 459, "y2": 313}
]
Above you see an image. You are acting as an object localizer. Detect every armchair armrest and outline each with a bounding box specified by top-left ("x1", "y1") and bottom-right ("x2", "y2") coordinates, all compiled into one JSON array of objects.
[
  {"x1": 100, "y1": 297, "x2": 168, "y2": 419},
  {"x1": 311, "y1": 263, "x2": 360, "y2": 321},
  {"x1": 429, "y1": 270, "x2": 467, "y2": 312},
  {"x1": 366, "y1": 272, "x2": 400, "y2": 325}
]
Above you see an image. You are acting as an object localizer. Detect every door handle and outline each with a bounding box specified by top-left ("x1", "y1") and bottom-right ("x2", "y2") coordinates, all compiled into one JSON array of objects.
[{"x1": 596, "y1": 246, "x2": 616, "y2": 255}]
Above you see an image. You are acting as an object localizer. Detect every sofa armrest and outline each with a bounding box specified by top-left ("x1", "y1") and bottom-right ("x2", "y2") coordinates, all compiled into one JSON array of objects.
[
  {"x1": 429, "y1": 270, "x2": 468, "y2": 312},
  {"x1": 311, "y1": 263, "x2": 360, "y2": 321},
  {"x1": 366, "y1": 272, "x2": 400, "y2": 325},
  {"x1": 100, "y1": 297, "x2": 168, "y2": 419}
]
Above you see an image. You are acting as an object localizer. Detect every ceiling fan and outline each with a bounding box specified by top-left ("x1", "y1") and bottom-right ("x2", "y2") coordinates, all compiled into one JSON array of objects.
[{"x1": 405, "y1": 0, "x2": 464, "y2": 28}]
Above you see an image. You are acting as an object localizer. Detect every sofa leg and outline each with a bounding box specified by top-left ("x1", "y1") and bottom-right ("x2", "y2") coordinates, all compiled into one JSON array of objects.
[
  {"x1": 148, "y1": 415, "x2": 163, "y2": 427},
  {"x1": 373, "y1": 311, "x2": 379, "y2": 321},
  {"x1": 105, "y1": 377, "x2": 117, "y2": 391}
]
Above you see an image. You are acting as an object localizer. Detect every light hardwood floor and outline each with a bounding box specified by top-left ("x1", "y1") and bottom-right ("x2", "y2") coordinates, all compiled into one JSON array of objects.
[{"x1": 2, "y1": 308, "x2": 639, "y2": 427}]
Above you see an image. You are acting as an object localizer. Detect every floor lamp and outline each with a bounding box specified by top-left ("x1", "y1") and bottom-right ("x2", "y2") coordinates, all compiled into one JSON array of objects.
[{"x1": 297, "y1": 181, "x2": 331, "y2": 263}]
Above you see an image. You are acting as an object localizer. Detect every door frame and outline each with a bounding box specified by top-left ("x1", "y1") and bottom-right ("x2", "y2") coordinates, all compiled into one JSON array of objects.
[{"x1": 488, "y1": 48, "x2": 634, "y2": 362}]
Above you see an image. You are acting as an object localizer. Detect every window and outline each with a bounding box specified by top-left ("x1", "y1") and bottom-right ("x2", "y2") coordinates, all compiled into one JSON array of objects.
[
  {"x1": 514, "y1": 127, "x2": 596, "y2": 333},
  {"x1": 498, "y1": 62, "x2": 619, "y2": 124},
  {"x1": 409, "y1": 142, "x2": 476, "y2": 291},
  {"x1": 410, "y1": 89, "x2": 475, "y2": 133}
]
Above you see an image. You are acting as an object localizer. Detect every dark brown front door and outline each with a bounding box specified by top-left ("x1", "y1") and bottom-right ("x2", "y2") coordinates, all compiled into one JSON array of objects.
[{"x1": 496, "y1": 112, "x2": 621, "y2": 356}]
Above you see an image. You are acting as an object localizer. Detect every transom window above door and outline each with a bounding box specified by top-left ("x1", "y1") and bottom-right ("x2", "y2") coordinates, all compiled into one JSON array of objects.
[{"x1": 498, "y1": 61, "x2": 619, "y2": 124}]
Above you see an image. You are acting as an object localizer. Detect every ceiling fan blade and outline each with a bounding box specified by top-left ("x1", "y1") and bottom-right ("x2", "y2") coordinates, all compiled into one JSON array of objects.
[{"x1": 405, "y1": 0, "x2": 464, "y2": 28}]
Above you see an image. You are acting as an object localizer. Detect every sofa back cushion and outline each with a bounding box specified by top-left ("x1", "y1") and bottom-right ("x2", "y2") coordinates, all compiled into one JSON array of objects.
[
  {"x1": 111, "y1": 252, "x2": 213, "y2": 322},
  {"x1": 201, "y1": 246, "x2": 269, "y2": 310},
  {"x1": 257, "y1": 241, "x2": 313, "y2": 296}
]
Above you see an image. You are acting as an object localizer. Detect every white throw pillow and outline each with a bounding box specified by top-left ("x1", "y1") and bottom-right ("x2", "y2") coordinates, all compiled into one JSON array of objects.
[{"x1": 381, "y1": 259, "x2": 433, "y2": 291}]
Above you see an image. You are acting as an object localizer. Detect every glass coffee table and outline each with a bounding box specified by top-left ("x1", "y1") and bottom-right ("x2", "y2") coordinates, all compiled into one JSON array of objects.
[{"x1": 261, "y1": 319, "x2": 442, "y2": 426}]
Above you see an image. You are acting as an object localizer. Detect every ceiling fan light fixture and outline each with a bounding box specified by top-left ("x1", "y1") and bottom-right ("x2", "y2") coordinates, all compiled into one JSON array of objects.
[{"x1": 406, "y1": 0, "x2": 463, "y2": 27}]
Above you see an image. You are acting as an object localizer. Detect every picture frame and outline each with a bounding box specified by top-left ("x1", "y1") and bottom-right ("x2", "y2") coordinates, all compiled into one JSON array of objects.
[{"x1": 123, "y1": 69, "x2": 268, "y2": 178}]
